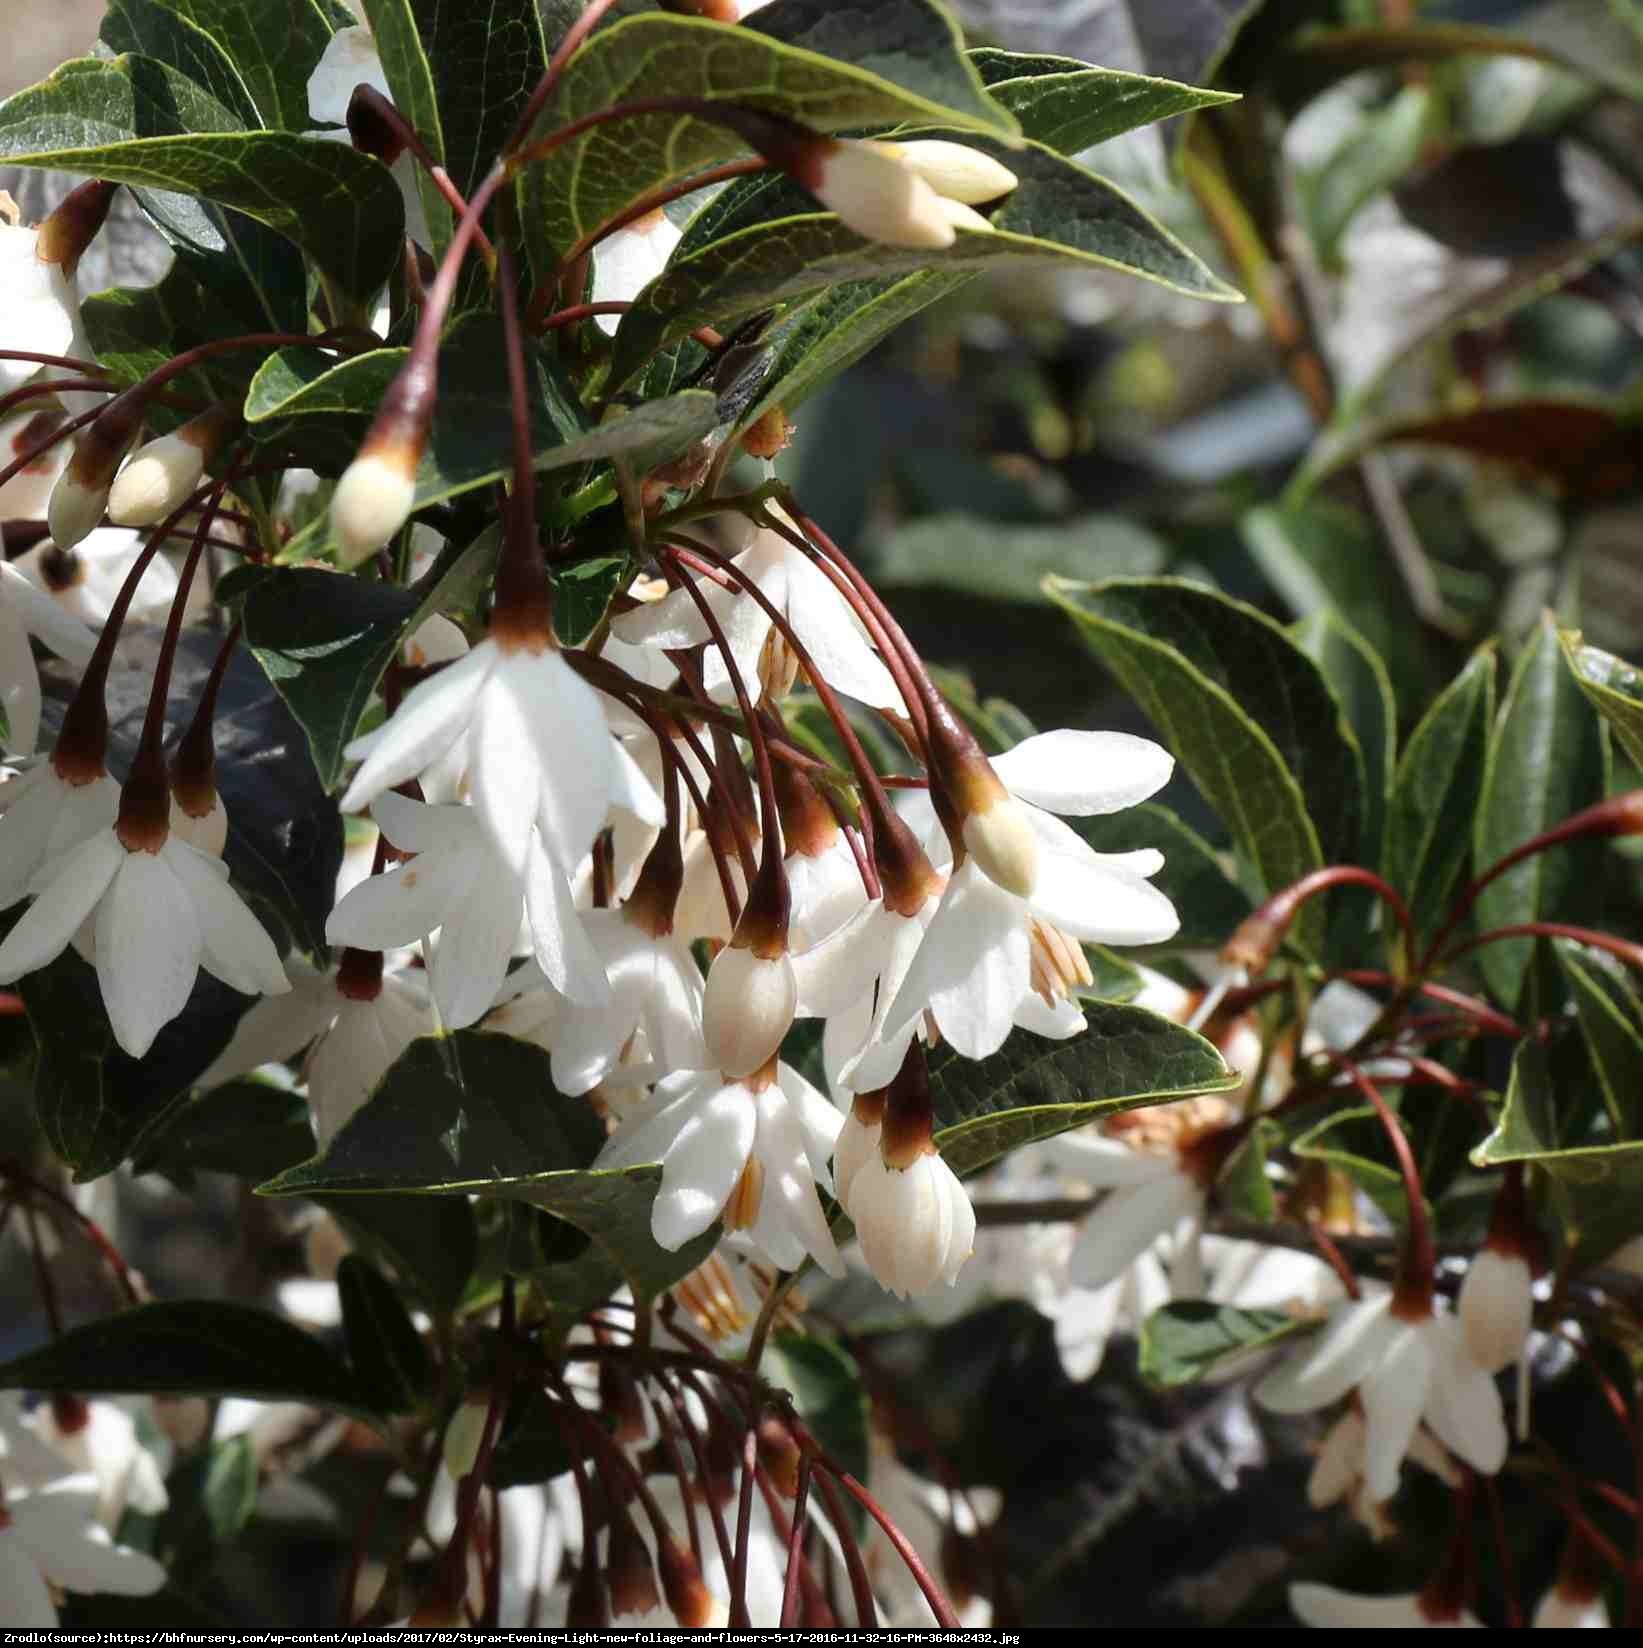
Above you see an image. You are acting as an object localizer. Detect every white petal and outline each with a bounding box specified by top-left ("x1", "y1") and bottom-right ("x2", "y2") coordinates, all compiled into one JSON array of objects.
[
  {"x1": 19, "y1": 1480, "x2": 168, "y2": 1596},
  {"x1": 520, "y1": 650, "x2": 614, "y2": 866},
  {"x1": 783, "y1": 551, "x2": 901, "y2": 709},
  {"x1": 0, "y1": 225, "x2": 78, "y2": 396},
  {"x1": 430, "y1": 861, "x2": 529, "y2": 1029},
  {"x1": 523, "y1": 835, "x2": 610, "y2": 1009},
  {"x1": 97, "y1": 852, "x2": 201, "y2": 1057},
  {"x1": 0, "y1": 1528, "x2": 57, "y2": 1624},
  {"x1": 1422, "y1": 1315, "x2": 1507, "y2": 1478},
  {"x1": 0, "y1": 830, "x2": 121, "y2": 980},
  {"x1": 1030, "y1": 847, "x2": 1180, "y2": 946},
  {"x1": 651, "y1": 1083, "x2": 758, "y2": 1248},
  {"x1": 748, "y1": 1084, "x2": 845, "y2": 1277},
  {"x1": 1255, "y1": 1294, "x2": 1396, "y2": 1415},
  {"x1": 992, "y1": 730, "x2": 1174, "y2": 816},
  {"x1": 1037, "y1": 1131, "x2": 1177, "y2": 1189},
  {"x1": 326, "y1": 843, "x2": 476, "y2": 950},
  {"x1": 197, "y1": 969, "x2": 340, "y2": 1085},
  {"x1": 1456, "y1": 1248, "x2": 1532, "y2": 1375},
  {"x1": 370, "y1": 790, "x2": 473, "y2": 857},
  {"x1": 1358, "y1": 1319, "x2": 1432, "y2": 1504},
  {"x1": 610, "y1": 573, "x2": 733, "y2": 650},
  {"x1": 307, "y1": 25, "x2": 392, "y2": 126},
  {"x1": 164, "y1": 840, "x2": 289, "y2": 997},
  {"x1": 0, "y1": 599, "x2": 42, "y2": 756},
  {"x1": 918, "y1": 866, "x2": 1030, "y2": 1060},
  {"x1": 1289, "y1": 1584, "x2": 1430, "y2": 1630},
  {"x1": 1065, "y1": 1172, "x2": 1201, "y2": 1291}
]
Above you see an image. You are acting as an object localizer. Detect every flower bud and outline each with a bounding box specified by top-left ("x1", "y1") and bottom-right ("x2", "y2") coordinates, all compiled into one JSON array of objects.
[
  {"x1": 441, "y1": 1397, "x2": 490, "y2": 1481},
  {"x1": 566, "y1": 1559, "x2": 608, "y2": 1629},
  {"x1": 107, "y1": 404, "x2": 237, "y2": 526},
  {"x1": 1457, "y1": 1245, "x2": 1534, "y2": 1374},
  {"x1": 960, "y1": 792, "x2": 1039, "y2": 898},
  {"x1": 656, "y1": 1536, "x2": 722, "y2": 1628},
  {"x1": 806, "y1": 139, "x2": 957, "y2": 250},
  {"x1": 891, "y1": 140, "x2": 1018, "y2": 204},
  {"x1": 756, "y1": 1414, "x2": 802, "y2": 1498},
  {"x1": 47, "y1": 441, "x2": 117, "y2": 549},
  {"x1": 702, "y1": 945, "x2": 796, "y2": 1078},
  {"x1": 848, "y1": 1148, "x2": 975, "y2": 1297},
  {"x1": 332, "y1": 447, "x2": 419, "y2": 565}
]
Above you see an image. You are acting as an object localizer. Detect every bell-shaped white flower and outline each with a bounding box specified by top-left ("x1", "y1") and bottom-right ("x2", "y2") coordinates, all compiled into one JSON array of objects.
[
  {"x1": 326, "y1": 792, "x2": 608, "y2": 1030},
  {"x1": 701, "y1": 941, "x2": 796, "y2": 1079},
  {"x1": 30, "y1": 1398, "x2": 169, "y2": 1532},
  {"x1": 1457, "y1": 1244, "x2": 1534, "y2": 1376},
  {"x1": 13, "y1": 528, "x2": 178, "y2": 627},
  {"x1": 595, "y1": 1061, "x2": 844, "y2": 1277},
  {"x1": 611, "y1": 524, "x2": 903, "y2": 711},
  {"x1": 0, "y1": 218, "x2": 80, "y2": 396},
  {"x1": 300, "y1": 964, "x2": 437, "y2": 1144},
  {"x1": 847, "y1": 1148, "x2": 975, "y2": 1298},
  {"x1": 1256, "y1": 1292, "x2": 1507, "y2": 1504},
  {"x1": 1290, "y1": 1581, "x2": 1482, "y2": 1629},
  {"x1": 339, "y1": 635, "x2": 637, "y2": 881},
  {"x1": 883, "y1": 730, "x2": 1179, "y2": 1060},
  {"x1": 590, "y1": 209, "x2": 683, "y2": 335},
  {"x1": 0, "y1": 816, "x2": 289, "y2": 1057},
  {"x1": 0, "y1": 559, "x2": 97, "y2": 755}
]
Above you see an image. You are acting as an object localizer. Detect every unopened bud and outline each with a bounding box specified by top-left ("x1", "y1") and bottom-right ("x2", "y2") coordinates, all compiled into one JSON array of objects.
[
  {"x1": 34, "y1": 179, "x2": 118, "y2": 278},
  {"x1": 332, "y1": 447, "x2": 419, "y2": 565},
  {"x1": 1458, "y1": 1245, "x2": 1534, "y2": 1374},
  {"x1": 598, "y1": 1360, "x2": 649, "y2": 1445},
  {"x1": 937, "y1": 197, "x2": 994, "y2": 235},
  {"x1": 803, "y1": 139, "x2": 957, "y2": 250},
  {"x1": 47, "y1": 442, "x2": 117, "y2": 549},
  {"x1": 606, "y1": 1508, "x2": 661, "y2": 1618},
  {"x1": 656, "y1": 1536, "x2": 720, "y2": 1628},
  {"x1": 108, "y1": 404, "x2": 238, "y2": 527},
  {"x1": 891, "y1": 140, "x2": 1018, "y2": 205},
  {"x1": 442, "y1": 1397, "x2": 490, "y2": 1481},
  {"x1": 703, "y1": 946, "x2": 796, "y2": 1078},
  {"x1": 960, "y1": 792, "x2": 1039, "y2": 898}
]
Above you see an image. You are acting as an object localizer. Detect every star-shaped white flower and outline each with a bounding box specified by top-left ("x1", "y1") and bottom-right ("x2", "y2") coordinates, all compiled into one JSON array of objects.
[
  {"x1": 0, "y1": 758, "x2": 119, "y2": 909},
  {"x1": 0, "y1": 218, "x2": 79, "y2": 397},
  {"x1": 14, "y1": 527, "x2": 179, "y2": 627},
  {"x1": 0, "y1": 560, "x2": 97, "y2": 756},
  {"x1": 611, "y1": 524, "x2": 902, "y2": 710},
  {"x1": 0, "y1": 821, "x2": 289, "y2": 1056}
]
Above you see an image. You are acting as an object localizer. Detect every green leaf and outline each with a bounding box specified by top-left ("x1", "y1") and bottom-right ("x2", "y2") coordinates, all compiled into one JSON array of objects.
[
  {"x1": 928, "y1": 1004, "x2": 1237, "y2": 1177},
  {"x1": 1297, "y1": 82, "x2": 1431, "y2": 264},
  {"x1": 338, "y1": 1254, "x2": 435, "y2": 1414},
  {"x1": 1072, "y1": 802, "x2": 1253, "y2": 952},
  {"x1": 1473, "y1": 1038, "x2": 1643, "y2": 1265},
  {"x1": 107, "y1": 0, "x2": 348, "y2": 131},
  {"x1": 0, "y1": 1301, "x2": 374, "y2": 1420},
  {"x1": 1560, "y1": 629, "x2": 1643, "y2": 769},
  {"x1": 970, "y1": 48, "x2": 1238, "y2": 153},
  {"x1": 222, "y1": 526, "x2": 497, "y2": 790},
  {"x1": 519, "y1": 0, "x2": 1017, "y2": 269},
  {"x1": 873, "y1": 512, "x2": 1165, "y2": 604},
  {"x1": 490, "y1": 1387, "x2": 572, "y2": 1489},
  {"x1": 129, "y1": 1079, "x2": 315, "y2": 1186},
  {"x1": 101, "y1": 0, "x2": 263, "y2": 129},
  {"x1": 1048, "y1": 575, "x2": 1364, "y2": 958},
  {"x1": 763, "y1": 1333, "x2": 869, "y2": 1492},
  {"x1": 1216, "y1": 1119, "x2": 1277, "y2": 1222},
  {"x1": 1556, "y1": 940, "x2": 1643, "y2": 1139},
  {"x1": 552, "y1": 556, "x2": 625, "y2": 646},
  {"x1": 1139, "y1": 1301, "x2": 1302, "y2": 1390},
  {"x1": 319, "y1": 1193, "x2": 478, "y2": 1316},
  {"x1": 361, "y1": 0, "x2": 548, "y2": 258},
  {"x1": 0, "y1": 56, "x2": 404, "y2": 300},
  {"x1": 1384, "y1": 647, "x2": 1497, "y2": 954},
  {"x1": 259, "y1": 1032, "x2": 717, "y2": 1303},
  {"x1": 154, "y1": 1436, "x2": 258, "y2": 1567},
  {"x1": 1084, "y1": 945, "x2": 1144, "y2": 1004},
  {"x1": 610, "y1": 131, "x2": 1237, "y2": 383},
  {"x1": 1291, "y1": 1105, "x2": 1412, "y2": 1232},
  {"x1": 1474, "y1": 613, "x2": 1610, "y2": 1008}
]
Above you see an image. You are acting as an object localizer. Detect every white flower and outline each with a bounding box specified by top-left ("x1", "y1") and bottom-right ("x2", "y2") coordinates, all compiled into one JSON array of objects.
[
  {"x1": 0, "y1": 559, "x2": 97, "y2": 756},
  {"x1": 804, "y1": 138, "x2": 1013, "y2": 250},
  {"x1": 30, "y1": 1398, "x2": 169, "y2": 1531},
  {"x1": 13, "y1": 528, "x2": 178, "y2": 627},
  {"x1": 611, "y1": 525, "x2": 903, "y2": 711},
  {"x1": 0, "y1": 218, "x2": 79, "y2": 397},
  {"x1": 1306, "y1": 1405, "x2": 1457, "y2": 1540},
  {"x1": 0, "y1": 759, "x2": 119, "y2": 908},
  {"x1": 0, "y1": 820, "x2": 289, "y2": 1056},
  {"x1": 1457, "y1": 1246, "x2": 1534, "y2": 1376},
  {"x1": 590, "y1": 209, "x2": 683, "y2": 334},
  {"x1": 1256, "y1": 1292, "x2": 1507, "y2": 1504},
  {"x1": 1290, "y1": 1581, "x2": 1482, "y2": 1629},
  {"x1": 339, "y1": 637, "x2": 637, "y2": 884},
  {"x1": 701, "y1": 941, "x2": 797, "y2": 1079},
  {"x1": 326, "y1": 792, "x2": 607, "y2": 1030},
  {"x1": 310, "y1": 970, "x2": 437, "y2": 1143},
  {"x1": 883, "y1": 730, "x2": 1179, "y2": 1060},
  {"x1": 595, "y1": 1062, "x2": 844, "y2": 1276},
  {"x1": 844, "y1": 1149, "x2": 976, "y2": 1298}
]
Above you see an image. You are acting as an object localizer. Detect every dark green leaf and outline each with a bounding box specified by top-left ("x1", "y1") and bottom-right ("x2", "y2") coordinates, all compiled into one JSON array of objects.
[
  {"x1": 874, "y1": 511, "x2": 1165, "y2": 604},
  {"x1": 129, "y1": 1079, "x2": 315, "y2": 1186},
  {"x1": 0, "y1": 56, "x2": 403, "y2": 299},
  {"x1": 1384, "y1": 647, "x2": 1496, "y2": 954},
  {"x1": 223, "y1": 527, "x2": 497, "y2": 790},
  {"x1": 519, "y1": 0, "x2": 1017, "y2": 269},
  {"x1": 1048, "y1": 575, "x2": 1364, "y2": 957},
  {"x1": 1073, "y1": 802, "x2": 1252, "y2": 952},
  {"x1": 1474, "y1": 613, "x2": 1610, "y2": 1008},
  {"x1": 1561, "y1": 629, "x2": 1643, "y2": 769},
  {"x1": 610, "y1": 131, "x2": 1237, "y2": 382},
  {"x1": 552, "y1": 556, "x2": 625, "y2": 646},
  {"x1": 260, "y1": 1032, "x2": 717, "y2": 1302},
  {"x1": 1139, "y1": 1300, "x2": 1302, "y2": 1390},
  {"x1": 1216, "y1": 1119, "x2": 1276, "y2": 1221},
  {"x1": 763, "y1": 1333, "x2": 869, "y2": 1491},
  {"x1": 320, "y1": 1193, "x2": 478, "y2": 1317},
  {"x1": 338, "y1": 1254, "x2": 435, "y2": 1413},
  {"x1": 101, "y1": 0, "x2": 263, "y2": 129},
  {"x1": 1557, "y1": 940, "x2": 1643, "y2": 1139},
  {"x1": 0, "y1": 1301, "x2": 374, "y2": 1419},
  {"x1": 1083, "y1": 945, "x2": 1143, "y2": 1004},
  {"x1": 154, "y1": 1436, "x2": 258, "y2": 1568},
  {"x1": 490, "y1": 1386, "x2": 572, "y2": 1489},
  {"x1": 970, "y1": 47, "x2": 1238, "y2": 153},
  {"x1": 361, "y1": 0, "x2": 548, "y2": 257},
  {"x1": 928, "y1": 1004, "x2": 1237, "y2": 1177}
]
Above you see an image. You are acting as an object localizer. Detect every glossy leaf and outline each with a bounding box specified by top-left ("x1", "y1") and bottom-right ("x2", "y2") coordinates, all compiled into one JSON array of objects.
[
  {"x1": 320, "y1": 1194, "x2": 478, "y2": 1317},
  {"x1": 0, "y1": 1301, "x2": 375, "y2": 1419},
  {"x1": 1139, "y1": 1301, "x2": 1301, "y2": 1390},
  {"x1": 1473, "y1": 614, "x2": 1610, "y2": 1008},
  {"x1": 970, "y1": 47, "x2": 1237, "y2": 153},
  {"x1": 1557, "y1": 941, "x2": 1643, "y2": 1139},
  {"x1": 611, "y1": 131, "x2": 1237, "y2": 382},
  {"x1": 1049, "y1": 576, "x2": 1364, "y2": 958},
  {"x1": 101, "y1": 0, "x2": 263, "y2": 130},
  {"x1": 1384, "y1": 648, "x2": 1496, "y2": 954},
  {"x1": 1073, "y1": 802, "x2": 1253, "y2": 952},
  {"x1": 155, "y1": 1437, "x2": 258, "y2": 1566},
  {"x1": 927, "y1": 1004, "x2": 1237, "y2": 1178},
  {"x1": 338, "y1": 1254, "x2": 435, "y2": 1413},
  {"x1": 221, "y1": 527, "x2": 497, "y2": 791},
  {"x1": 0, "y1": 57, "x2": 403, "y2": 300},
  {"x1": 1561, "y1": 630, "x2": 1643, "y2": 769},
  {"x1": 259, "y1": 1032, "x2": 719, "y2": 1302},
  {"x1": 518, "y1": 0, "x2": 1016, "y2": 269},
  {"x1": 129, "y1": 1079, "x2": 315, "y2": 1187}
]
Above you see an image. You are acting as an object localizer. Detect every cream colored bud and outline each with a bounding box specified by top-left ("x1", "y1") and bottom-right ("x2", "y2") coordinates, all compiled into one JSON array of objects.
[
  {"x1": 937, "y1": 197, "x2": 995, "y2": 235},
  {"x1": 169, "y1": 793, "x2": 227, "y2": 858},
  {"x1": 892, "y1": 140, "x2": 1018, "y2": 204},
  {"x1": 702, "y1": 945, "x2": 797, "y2": 1078},
  {"x1": 812, "y1": 140, "x2": 956, "y2": 250},
  {"x1": 961, "y1": 792, "x2": 1039, "y2": 897},
  {"x1": 331, "y1": 449, "x2": 417, "y2": 565},
  {"x1": 442, "y1": 1397, "x2": 489, "y2": 1481},
  {"x1": 1458, "y1": 1245, "x2": 1534, "y2": 1374},
  {"x1": 108, "y1": 429, "x2": 207, "y2": 525},
  {"x1": 46, "y1": 464, "x2": 111, "y2": 550}
]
